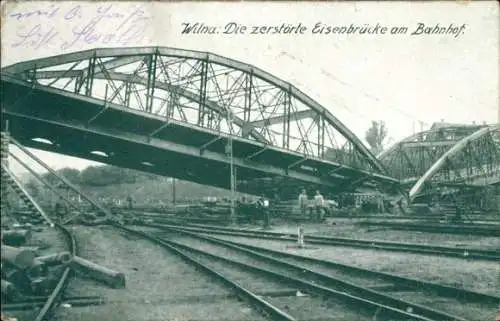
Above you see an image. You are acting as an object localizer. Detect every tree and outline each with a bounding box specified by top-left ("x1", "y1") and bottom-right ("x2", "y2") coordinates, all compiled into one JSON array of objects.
[
  {"x1": 25, "y1": 179, "x2": 40, "y2": 197},
  {"x1": 365, "y1": 121, "x2": 387, "y2": 155},
  {"x1": 58, "y1": 168, "x2": 81, "y2": 184},
  {"x1": 79, "y1": 165, "x2": 160, "y2": 186}
]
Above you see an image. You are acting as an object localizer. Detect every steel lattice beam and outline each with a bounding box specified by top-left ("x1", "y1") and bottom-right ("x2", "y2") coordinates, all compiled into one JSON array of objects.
[
  {"x1": 2, "y1": 47, "x2": 387, "y2": 173},
  {"x1": 378, "y1": 122, "x2": 500, "y2": 204},
  {"x1": 1, "y1": 46, "x2": 409, "y2": 198},
  {"x1": 408, "y1": 126, "x2": 500, "y2": 201}
]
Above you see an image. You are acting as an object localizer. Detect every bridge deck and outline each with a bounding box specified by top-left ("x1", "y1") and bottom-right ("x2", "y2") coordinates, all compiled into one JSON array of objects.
[{"x1": 2, "y1": 76, "x2": 400, "y2": 199}]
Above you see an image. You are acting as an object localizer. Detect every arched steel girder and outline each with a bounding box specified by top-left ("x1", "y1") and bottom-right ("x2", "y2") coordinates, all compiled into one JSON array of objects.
[
  {"x1": 1, "y1": 46, "x2": 387, "y2": 174},
  {"x1": 17, "y1": 70, "x2": 270, "y2": 144},
  {"x1": 408, "y1": 125, "x2": 500, "y2": 202},
  {"x1": 3, "y1": 54, "x2": 269, "y2": 144},
  {"x1": 377, "y1": 123, "x2": 487, "y2": 182},
  {"x1": 378, "y1": 123, "x2": 484, "y2": 160}
]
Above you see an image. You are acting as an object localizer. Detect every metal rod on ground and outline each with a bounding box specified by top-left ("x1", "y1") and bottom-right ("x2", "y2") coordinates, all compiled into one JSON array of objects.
[{"x1": 297, "y1": 225, "x2": 304, "y2": 248}]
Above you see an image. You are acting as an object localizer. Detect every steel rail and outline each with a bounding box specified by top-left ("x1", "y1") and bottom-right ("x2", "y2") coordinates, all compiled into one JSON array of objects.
[
  {"x1": 146, "y1": 230, "x2": 449, "y2": 321},
  {"x1": 113, "y1": 224, "x2": 297, "y2": 321},
  {"x1": 357, "y1": 221, "x2": 500, "y2": 237},
  {"x1": 159, "y1": 229, "x2": 482, "y2": 321},
  {"x1": 3, "y1": 297, "x2": 104, "y2": 311},
  {"x1": 1, "y1": 163, "x2": 55, "y2": 227},
  {"x1": 134, "y1": 221, "x2": 500, "y2": 261},
  {"x1": 124, "y1": 209, "x2": 500, "y2": 223},
  {"x1": 31, "y1": 223, "x2": 78, "y2": 321},
  {"x1": 159, "y1": 225, "x2": 499, "y2": 305}
]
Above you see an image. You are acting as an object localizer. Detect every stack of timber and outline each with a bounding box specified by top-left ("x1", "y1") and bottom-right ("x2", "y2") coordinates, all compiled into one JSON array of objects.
[
  {"x1": 1, "y1": 228, "x2": 126, "y2": 306},
  {"x1": 1, "y1": 229, "x2": 68, "y2": 302}
]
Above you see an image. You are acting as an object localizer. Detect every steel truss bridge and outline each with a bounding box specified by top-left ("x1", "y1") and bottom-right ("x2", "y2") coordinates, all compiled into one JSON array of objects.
[
  {"x1": 378, "y1": 122, "x2": 500, "y2": 204},
  {"x1": 1, "y1": 47, "x2": 402, "y2": 200}
]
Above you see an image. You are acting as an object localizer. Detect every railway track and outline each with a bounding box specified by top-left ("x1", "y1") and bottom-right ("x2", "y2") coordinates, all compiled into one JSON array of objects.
[
  {"x1": 117, "y1": 223, "x2": 496, "y2": 321},
  {"x1": 115, "y1": 224, "x2": 446, "y2": 321},
  {"x1": 113, "y1": 225, "x2": 298, "y2": 321},
  {"x1": 118, "y1": 207, "x2": 500, "y2": 223},
  {"x1": 122, "y1": 210, "x2": 500, "y2": 226},
  {"x1": 130, "y1": 221, "x2": 500, "y2": 261},
  {"x1": 153, "y1": 225, "x2": 500, "y2": 301},
  {"x1": 357, "y1": 221, "x2": 500, "y2": 236},
  {"x1": 27, "y1": 223, "x2": 77, "y2": 321}
]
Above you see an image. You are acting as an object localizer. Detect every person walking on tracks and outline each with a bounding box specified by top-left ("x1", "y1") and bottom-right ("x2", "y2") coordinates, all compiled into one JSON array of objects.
[
  {"x1": 298, "y1": 189, "x2": 309, "y2": 218},
  {"x1": 314, "y1": 190, "x2": 325, "y2": 222}
]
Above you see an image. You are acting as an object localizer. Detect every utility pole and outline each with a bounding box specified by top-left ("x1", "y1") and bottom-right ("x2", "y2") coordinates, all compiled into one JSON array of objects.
[
  {"x1": 172, "y1": 178, "x2": 176, "y2": 205},
  {"x1": 228, "y1": 112, "x2": 237, "y2": 225}
]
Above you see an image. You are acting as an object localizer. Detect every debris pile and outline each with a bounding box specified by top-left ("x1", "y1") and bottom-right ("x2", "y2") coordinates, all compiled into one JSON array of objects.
[
  {"x1": 6, "y1": 209, "x2": 49, "y2": 227},
  {"x1": 1, "y1": 228, "x2": 68, "y2": 303},
  {"x1": 1, "y1": 226, "x2": 126, "y2": 308}
]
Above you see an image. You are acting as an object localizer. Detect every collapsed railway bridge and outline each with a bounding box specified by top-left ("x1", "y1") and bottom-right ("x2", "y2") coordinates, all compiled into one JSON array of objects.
[
  {"x1": 378, "y1": 122, "x2": 500, "y2": 211},
  {"x1": 1, "y1": 46, "x2": 402, "y2": 201}
]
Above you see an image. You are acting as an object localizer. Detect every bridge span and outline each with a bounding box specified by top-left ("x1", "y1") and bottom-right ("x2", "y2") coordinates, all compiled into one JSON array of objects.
[
  {"x1": 378, "y1": 122, "x2": 500, "y2": 204},
  {"x1": 1, "y1": 47, "x2": 401, "y2": 200}
]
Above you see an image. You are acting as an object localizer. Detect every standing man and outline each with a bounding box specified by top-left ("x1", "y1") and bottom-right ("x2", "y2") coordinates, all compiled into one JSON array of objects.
[
  {"x1": 298, "y1": 189, "x2": 308, "y2": 218},
  {"x1": 126, "y1": 195, "x2": 133, "y2": 209},
  {"x1": 376, "y1": 190, "x2": 385, "y2": 213},
  {"x1": 256, "y1": 194, "x2": 270, "y2": 228},
  {"x1": 272, "y1": 193, "x2": 281, "y2": 218},
  {"x1": 314, "y1": 190, "x2": 325, "y2": 222}
]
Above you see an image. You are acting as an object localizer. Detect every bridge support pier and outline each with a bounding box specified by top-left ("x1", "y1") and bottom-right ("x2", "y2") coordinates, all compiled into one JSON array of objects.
[{"x1": 1, "y1": 128, "x2": 10, "y2": 226}]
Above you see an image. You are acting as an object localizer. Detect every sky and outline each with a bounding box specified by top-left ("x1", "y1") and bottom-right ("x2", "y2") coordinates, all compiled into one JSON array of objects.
[{"x1": 1, "y1": 1, "x2": 498, "y2": 175}]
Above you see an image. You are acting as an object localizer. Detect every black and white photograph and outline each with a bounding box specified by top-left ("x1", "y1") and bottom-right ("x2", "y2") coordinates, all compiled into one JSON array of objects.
[{"x1": 0, "y1": 1, "x2": 499, "y2": 321}]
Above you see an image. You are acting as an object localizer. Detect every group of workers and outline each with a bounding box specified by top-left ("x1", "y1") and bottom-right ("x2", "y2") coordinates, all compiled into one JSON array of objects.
[
  {"x1": 51, "y1": 190, "x2": 328, "y2": 225},
  {"x1": 298, "y1": 189, "x2": 327, "y2": 222},
  {"x1": 236, "y1": 195, "x2": 271, "y2": 228},
  {"x1": 238, "y1": 189, "x2": 328, "y2": 227}
]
